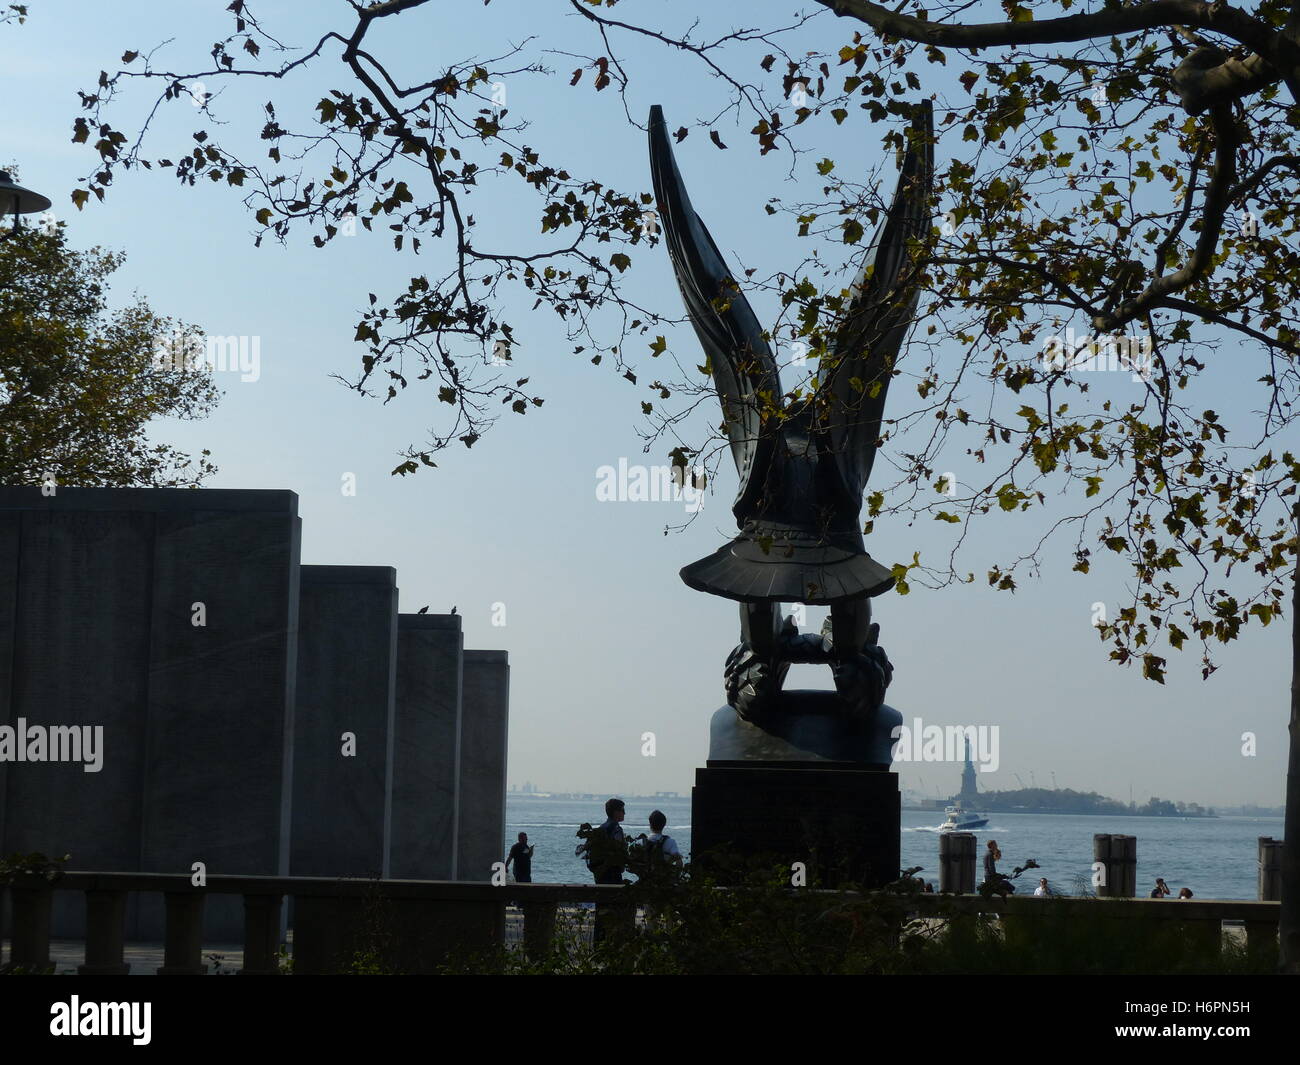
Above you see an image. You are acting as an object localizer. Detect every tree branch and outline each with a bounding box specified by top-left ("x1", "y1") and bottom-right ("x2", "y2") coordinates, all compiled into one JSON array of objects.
[
  {"x1": 1173, "y1": 45, "x2": 1277, "y2": 114},
  {"x1": 818, "y1": 0, "x2": 1300, "y2": 110},
  {"x1": 1092, "y1": 102, "x2": 1239, "y2": 332},
  {"x1": 817, "y1": 0, "x2": 1278, "y2": 58}
]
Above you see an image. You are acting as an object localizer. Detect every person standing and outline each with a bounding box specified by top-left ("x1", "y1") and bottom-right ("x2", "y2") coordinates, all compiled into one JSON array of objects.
[
  {"x1": 1149, "y1": 877, "x2": 1171, "y2": 898},
  {"x1": 1034, "y1": 877, "x2": 1051, "y2": 896},
  {"x1": 580, "y1": 798, "x2": 626, "y2": 885},
  {"x1": 643, "y1": 809, "x2": 682, "y2": 873},
  {"x1": 580, "y1": 798, "x2": 627, "y2": 944},
  {"x1": 506, "y1": 832, "x2": 534, "y2": 883},
  {"x1": 637, "y1": 809, "x2": 682, "y2": 933}
]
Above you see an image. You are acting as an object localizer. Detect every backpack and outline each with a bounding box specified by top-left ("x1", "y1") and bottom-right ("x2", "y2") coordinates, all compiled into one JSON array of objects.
[
  {"x1": 647, "y1": 834, "x2": 672, "y2": 867},
  {"x1": 576, "y1": 821, "x2": 623, "y2": 875},
  {"x1": 635, "y1": 833, "x2": 681, "y2": 883}
]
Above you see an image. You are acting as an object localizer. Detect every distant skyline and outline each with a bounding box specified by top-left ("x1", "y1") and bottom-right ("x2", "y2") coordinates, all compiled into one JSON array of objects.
[
  {"x1": 8, "y1": 1, "x2": 1291, "y2": 810},
  {"x1": 509, "y1": 778, "x2": 1285, "y2": 810}
]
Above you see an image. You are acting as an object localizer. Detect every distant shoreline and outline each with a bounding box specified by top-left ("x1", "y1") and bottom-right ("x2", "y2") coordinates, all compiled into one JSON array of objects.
[
  {"x1": 510, "y1": 794, "x2": 1281, "y2": 818},
  {"x1": 510, "y1": 793, "x2": 686, "y2": 802},
  {"x1": 900, "y1": 806, "x2": 1286, "y2": 819}
]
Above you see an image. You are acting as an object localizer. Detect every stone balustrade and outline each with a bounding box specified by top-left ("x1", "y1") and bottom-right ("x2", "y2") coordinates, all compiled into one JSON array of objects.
[{"x1": 0, "y1": 870, "x2": 1280, "y2": 974}]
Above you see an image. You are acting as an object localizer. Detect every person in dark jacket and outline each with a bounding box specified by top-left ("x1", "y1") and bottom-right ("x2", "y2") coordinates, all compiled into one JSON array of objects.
[
  {"x1": 581, "y1": 798, "x2": 626, "y2": 885},
  {"x1": 506, "y1": 832, "x2": 534, "y2": 883},
  {"x1": 983, "y1": 839, "x2": 1015, "y2": 895},
  {"x1": 579, "y1": 798, "x2": 627, "y2": 944}
]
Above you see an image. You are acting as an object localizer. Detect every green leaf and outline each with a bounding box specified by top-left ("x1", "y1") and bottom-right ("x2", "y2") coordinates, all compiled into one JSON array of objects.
[
  {"x1": 889, "y1": 563, "x2": 910, "y2": 595},
  {"x1": 1141, "y1": 654, "x2": 1166, "y2": 684}
]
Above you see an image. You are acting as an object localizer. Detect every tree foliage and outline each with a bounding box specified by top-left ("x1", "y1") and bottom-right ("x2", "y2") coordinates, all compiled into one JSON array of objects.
[
  {"x1": 53, "y1": 0, "x2": 1298, "y2": 676},
  {"x1": 67, "y1": 0, "x2": 672, "y2": 469},
  {"x1": 779, "y1": 0, "x2": 1300, "y2": 685},
  {"x1": 0, "y1": 223, "x2": 219, "y2": 487}
]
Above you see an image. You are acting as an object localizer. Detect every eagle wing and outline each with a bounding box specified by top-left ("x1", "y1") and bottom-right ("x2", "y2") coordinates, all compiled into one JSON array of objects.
[
  {"x1": 816, "y1": 101, "x2": 934, "y2": 508},
  {"x1": 648, "y1": 105, "x2": 781, "y2": 521}
]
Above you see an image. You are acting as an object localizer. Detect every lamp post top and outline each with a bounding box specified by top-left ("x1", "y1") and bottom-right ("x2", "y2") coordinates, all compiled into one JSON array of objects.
[{"x1": 0, "y1": 170, "x2": 52, "y2": 216}]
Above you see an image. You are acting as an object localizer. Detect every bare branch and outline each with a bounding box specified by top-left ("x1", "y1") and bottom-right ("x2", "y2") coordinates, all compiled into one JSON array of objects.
[{"x1": 1092, "y1": 102, "x2": 1239, "y2": 331}]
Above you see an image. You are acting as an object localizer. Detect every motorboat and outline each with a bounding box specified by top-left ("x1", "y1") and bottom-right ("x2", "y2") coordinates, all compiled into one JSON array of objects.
[{"x1": 939, "y1": 802, "x2": 988, "y2": 831}]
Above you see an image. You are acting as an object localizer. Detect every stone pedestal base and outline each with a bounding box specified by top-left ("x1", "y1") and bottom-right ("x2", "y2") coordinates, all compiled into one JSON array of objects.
[{"x1": 691, "y1": 761, "x2": 900, "y2": 888}]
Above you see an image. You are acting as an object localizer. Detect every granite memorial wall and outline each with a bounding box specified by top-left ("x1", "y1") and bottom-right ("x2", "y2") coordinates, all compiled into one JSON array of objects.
[{"x1": 0, "y1": 486, "x2": 507, "y2": 941}]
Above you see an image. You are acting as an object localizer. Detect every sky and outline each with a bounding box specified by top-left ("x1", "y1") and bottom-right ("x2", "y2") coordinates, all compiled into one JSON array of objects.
[{"x1": 4, "y1": 0, "x2": 1292, "y2": 807}]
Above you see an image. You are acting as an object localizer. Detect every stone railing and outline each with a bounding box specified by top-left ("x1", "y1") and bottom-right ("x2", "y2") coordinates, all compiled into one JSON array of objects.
[
  {"x1": 904, "y1": 891, "x2": 1280, "y2": 967},
  {"x1": 0, "y1": 871, "x2": 1280, "y2": 974},
  {"x1": 0, "y1": 873, "x2": 629, "y2": 974}
]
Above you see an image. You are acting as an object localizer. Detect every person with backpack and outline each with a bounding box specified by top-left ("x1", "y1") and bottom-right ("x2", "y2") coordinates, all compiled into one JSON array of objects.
[
  {"x1": 633, "y1": 809, "x2": 682, "y2": 934},
  {"x1": 576, "y1": 798, "x2": 628, "y2": 944},
  {"x1": 576, "y1": 797, "x2": 627, "y2": 885},
  {"x1": 642, "y1": 809, "x2": 681, "y2": 875}
]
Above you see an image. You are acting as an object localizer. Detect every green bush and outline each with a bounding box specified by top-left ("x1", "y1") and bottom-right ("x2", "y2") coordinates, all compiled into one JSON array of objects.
[{"x1": 440, "y1": 860, "x2": 1274, "y2": 976}]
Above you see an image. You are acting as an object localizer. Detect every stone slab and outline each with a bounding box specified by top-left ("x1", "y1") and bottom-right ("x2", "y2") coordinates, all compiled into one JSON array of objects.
[
  {"x1": 389, "y1": 614, "x2": 462, "y2": 881},
  {"x1": 456, "y1": 650, "x2": 509, "y2": 882},
  {"x1": 0, "y1": 488, "x2": 301, "y2": 940},
  {"x1": 290, "y1": 566, "x2": 398, "y2": 879}
]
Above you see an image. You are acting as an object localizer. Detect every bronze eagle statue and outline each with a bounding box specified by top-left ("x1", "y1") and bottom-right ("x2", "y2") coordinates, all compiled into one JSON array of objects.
[{"x1": 648, "y1": 102, "x2": 933, "y2": 755}]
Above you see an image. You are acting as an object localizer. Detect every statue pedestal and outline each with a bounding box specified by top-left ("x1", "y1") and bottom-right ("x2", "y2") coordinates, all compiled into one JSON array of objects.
[{"x1": 691, "y1": 759, "x2": 900, "y2": 888}]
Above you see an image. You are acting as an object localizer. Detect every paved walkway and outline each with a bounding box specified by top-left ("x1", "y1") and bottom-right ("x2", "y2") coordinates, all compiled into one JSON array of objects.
[{"x1": 1, "y1": 940, "x2": 249, "y2": 974}]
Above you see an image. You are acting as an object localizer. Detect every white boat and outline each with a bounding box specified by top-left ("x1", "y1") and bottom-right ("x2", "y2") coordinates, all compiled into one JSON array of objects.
[{"x1": 939, "y1": 802, "x2": 988, "y2": 831}]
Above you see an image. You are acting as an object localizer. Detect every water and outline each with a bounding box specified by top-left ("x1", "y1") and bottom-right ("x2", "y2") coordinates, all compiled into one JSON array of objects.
[
  {"x1": 902, "y1": 810, "x2": 1283, "y2": 900},
  {"x1": 507, "y1": 796, "x2": 1282, "y2": 900}
]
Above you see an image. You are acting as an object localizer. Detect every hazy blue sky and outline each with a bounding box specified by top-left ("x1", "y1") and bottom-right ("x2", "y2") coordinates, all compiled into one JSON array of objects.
[{"x1": 6, "y1": 0, "x2": 1291, "y2": 806}]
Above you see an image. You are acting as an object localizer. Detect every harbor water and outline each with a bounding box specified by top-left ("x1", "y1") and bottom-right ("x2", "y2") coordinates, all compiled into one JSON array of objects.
[{"x1": 506, "y1": 795, "x2": 1282, "y2": 900}]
